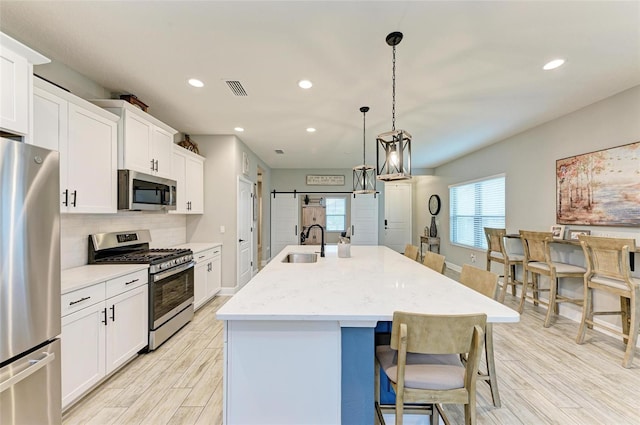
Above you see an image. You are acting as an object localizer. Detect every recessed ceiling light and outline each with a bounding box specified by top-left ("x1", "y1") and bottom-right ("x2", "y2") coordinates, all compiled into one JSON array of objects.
[
  {"x1": 188, "y1": 78, "x2": 204, "y2": 87},
  {"x1": 234, "y1": 127, "x2": 244, "y2": 132},
  {"x1": 543, "y1": 59, "x2": 565, "y2": 71},
  {"x1": 298, "y1": 79, "x2": 313, "y2": 89},
  {"x1": 306, "y1": 127, "x2": 316, "y2": 133}
]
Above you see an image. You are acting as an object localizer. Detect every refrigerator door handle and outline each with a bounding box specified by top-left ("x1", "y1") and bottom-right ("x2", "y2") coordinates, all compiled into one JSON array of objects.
[{"x1": 0, "y1": 351, "x2": 56, "y2": 393}]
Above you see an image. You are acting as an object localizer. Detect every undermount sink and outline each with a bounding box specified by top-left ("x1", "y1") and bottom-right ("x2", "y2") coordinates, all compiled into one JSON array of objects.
[{"x1": 281, "y1": 253, "x2": 318, "y2": 263}]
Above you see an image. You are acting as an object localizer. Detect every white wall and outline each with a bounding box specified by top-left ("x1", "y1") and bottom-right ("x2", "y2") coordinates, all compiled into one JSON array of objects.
[
  {"x1": 61, "y1": 213, "x2": 186, "y2": 270},
  {"x1": 186, "y1": 135, "x2": 271, "y2": 291},
  {"x1": 415, "y1": 84, "x2": 640, "y2": 326}
]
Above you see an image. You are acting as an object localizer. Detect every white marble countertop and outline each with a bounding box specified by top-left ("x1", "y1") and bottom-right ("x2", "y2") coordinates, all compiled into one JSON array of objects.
[
  {"x1": 61, "y1": 264, "x2": 149, "y2": 294},
  {"x1": 216, "y1": 245, "x2": 520, "y2": 325},
  {"x1": 172, "y1": 242, "x2": 222, "y2": 254}
]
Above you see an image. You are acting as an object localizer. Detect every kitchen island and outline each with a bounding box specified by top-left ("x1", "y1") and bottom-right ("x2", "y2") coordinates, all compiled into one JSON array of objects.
[{"x1": 216, "y1": 245, "x2": 519, "y2": 425}]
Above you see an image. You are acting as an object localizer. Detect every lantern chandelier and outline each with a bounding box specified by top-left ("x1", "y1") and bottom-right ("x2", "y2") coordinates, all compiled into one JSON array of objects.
[
  {"x1": 352, "y1": 106, "x2": 376, "y2": 194},
  {"x1": 377, "y1": 31, "x2": 412, "y2": 181}
]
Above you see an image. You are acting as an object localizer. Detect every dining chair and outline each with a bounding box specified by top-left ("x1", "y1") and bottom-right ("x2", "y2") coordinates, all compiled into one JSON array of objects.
[
  {"x1": 375, "y1": 311, "x2": 486, "y2": 425},
  {"x1": 459, "y1": 265, "x2": 501, "y2": 407},
  {"x1": 484, "y1": 227, "x2": 524, "y2": 303},
  {"x1": 519, "y1": 230, "x2": 585, "y2": 327},
  {"x1": 403, "y1": 244, "x2": 419, "y2": 261},
  {"x1": 576, "y1": 235, "x2": 639, "y2": 368},
  {"x1": 422, "y1": 251, "x2": 446, "y2": 274}
]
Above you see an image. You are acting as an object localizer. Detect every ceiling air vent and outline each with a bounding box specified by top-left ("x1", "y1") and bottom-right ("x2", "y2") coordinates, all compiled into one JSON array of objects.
[
  {"x1": 225, "y1": 80, "x2": 248, "y2": 96},
  {"x1": 275, "y1": 149, "x2": 284, "y2": 154}
]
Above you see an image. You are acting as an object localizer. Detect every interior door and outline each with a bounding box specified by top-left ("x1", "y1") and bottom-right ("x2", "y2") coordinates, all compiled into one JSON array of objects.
[
  {"x1": 237, "y1": 177, "x2": 252, "y2": 288},
  {"x1": 350, "y1": 193, "x2": 379, "y2": 245},
  {"x1": 384, "y1": 183, "x2": 412, "y2": 253},
  {"x1": 270, "y1": 193, "x2": 299, "y2": 258}
]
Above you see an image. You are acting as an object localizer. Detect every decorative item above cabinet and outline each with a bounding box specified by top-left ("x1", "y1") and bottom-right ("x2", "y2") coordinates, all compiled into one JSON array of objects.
[{"x1": 91, "y1": 99, "x2": 177, "y2": 180}]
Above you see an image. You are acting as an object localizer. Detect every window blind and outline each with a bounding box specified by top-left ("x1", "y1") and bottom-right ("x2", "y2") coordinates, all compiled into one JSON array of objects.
[{"x1": 449, "y1": 175, "x2": 505, "y2": 249}]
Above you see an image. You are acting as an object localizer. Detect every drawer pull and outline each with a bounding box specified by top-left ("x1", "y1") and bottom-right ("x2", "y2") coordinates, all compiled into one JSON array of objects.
[
  {"x1": 125, "y1": 278, "x2": 139, "y2": 285},
  {"x1": 198, "y1": 255, "x2": 206, "y2": 259},
  {"x1": 213, "y1": 250, "x2": 220, "y2": 254},
  {"x1": 69, "y1": 296, "x2": 91, "y2": 306}
]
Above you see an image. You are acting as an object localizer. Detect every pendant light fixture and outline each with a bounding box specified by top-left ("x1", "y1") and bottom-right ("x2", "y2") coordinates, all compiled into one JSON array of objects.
[
  {"x1": 377, "y1": 31, "x2": 412, "y2": 181},
  {"x1": 352, "y1": 106, "x2": 376, "y2": 194}
]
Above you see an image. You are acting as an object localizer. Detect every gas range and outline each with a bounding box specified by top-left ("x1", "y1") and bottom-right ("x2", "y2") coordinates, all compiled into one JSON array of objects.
[
  {"x1": 88, "y1": 229, "x2": 195, "y2": 351},
  {"x1": 88, "y1": 230, "x2": 193, "y2": 273}
]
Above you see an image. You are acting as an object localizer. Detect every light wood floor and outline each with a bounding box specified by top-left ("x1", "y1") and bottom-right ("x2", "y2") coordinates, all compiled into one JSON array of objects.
[{"x1": 63, "y1": 285, "x2": 640, "y2": 424}]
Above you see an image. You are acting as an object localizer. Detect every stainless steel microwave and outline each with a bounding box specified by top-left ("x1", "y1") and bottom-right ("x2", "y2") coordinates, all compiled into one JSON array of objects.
[{"x1": 118, "y1": 170, "x2": 177, "y2": 211}]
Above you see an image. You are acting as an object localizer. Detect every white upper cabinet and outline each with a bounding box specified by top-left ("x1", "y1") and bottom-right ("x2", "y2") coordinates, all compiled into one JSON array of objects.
[
  {"x1": 0, "y1": 32, "x2": 49, "y2": 136},
  {"x1": 32, "y1": 78, "x2": 118, "y2": 214},
  {"x1": 91, "y1": 100, "x2": 177, "y2": 180},
  {"x1": 172, "y1": 144, "x2": 204, "y2": 214}
]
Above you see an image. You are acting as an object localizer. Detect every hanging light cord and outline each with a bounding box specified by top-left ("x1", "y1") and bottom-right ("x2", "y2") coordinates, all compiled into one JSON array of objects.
[
  {"x1": 362, "y1": 109, "x2": 366, "y2": 165},
  {"x1": 392, "y1": 44, "x2": 396, "y2": 132}
]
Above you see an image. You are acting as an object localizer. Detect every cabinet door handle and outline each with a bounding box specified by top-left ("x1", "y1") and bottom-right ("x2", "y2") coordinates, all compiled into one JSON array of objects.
[
  {"x1": 352, "y1": 225, "x2": 354, "y2": 235},
  {"x1": 295, "y1": 225, "x2": 298, "y2": 236},
  {"x1": 155, "y1": 159, "x2": 159, "y2": 172},
  {"x1": 69, "y1": 296, "x2": 91, "y2": 306},
  {"x1": 102, "y1": 308, "x2": 107, "y2": 326},
  {"x1": 62, "y1": 189, "x2": 68, "y2": 206},
  {"x1": 150, "y1": 158, "x2": 155, "y2": 171},
  {"x1": 207, "y1": 263, "x2": 212, "y2": 272},
  {"x1": 71, "y1": 190, "x2": 77, "y2": 207},
  {"x1": 110, "y1": 305, "x2": 115, "y2": 322},
  {"x1": 125, "y1": 278, "x2": 139, "y2": 285}
]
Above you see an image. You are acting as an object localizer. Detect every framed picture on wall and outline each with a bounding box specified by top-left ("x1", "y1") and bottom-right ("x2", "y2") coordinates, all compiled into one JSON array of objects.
[
  {"x1": 550, "y1": 225, "x2": 565, "y2": 240},
  {"x1": 568, "y1": 229, "x2": 591, "y2": 240},
  {"x1": 556, "y1": 141, "x2": 640, "y2": 226}
]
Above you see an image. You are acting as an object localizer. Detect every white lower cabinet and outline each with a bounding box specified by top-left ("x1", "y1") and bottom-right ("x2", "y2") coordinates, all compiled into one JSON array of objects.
[
  {"x1": 61, "y1": 270, "x2": 148, "y2": 409},
  {"x1": 193, "y1": 247, "x2": 222, "y2": 310}
]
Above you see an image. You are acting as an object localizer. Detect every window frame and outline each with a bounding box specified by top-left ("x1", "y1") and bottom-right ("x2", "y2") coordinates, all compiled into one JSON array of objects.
[
  {"x1": 324, "y1": 196, "x2": 347, "y2": 233},
  {"x1": 449, "y1": 173, "x2": 506, "y2": 250}
]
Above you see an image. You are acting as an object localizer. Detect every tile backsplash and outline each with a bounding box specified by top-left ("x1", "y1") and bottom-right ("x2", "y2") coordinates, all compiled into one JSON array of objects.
[{"x1": 61, "y1": 212, "x2": 187, "y2": 270}]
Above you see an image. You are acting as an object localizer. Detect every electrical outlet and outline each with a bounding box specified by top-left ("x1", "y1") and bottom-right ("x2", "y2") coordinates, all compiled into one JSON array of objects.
[{"x1": 470, "y1": 253, "x2": 476, "y2": 263}]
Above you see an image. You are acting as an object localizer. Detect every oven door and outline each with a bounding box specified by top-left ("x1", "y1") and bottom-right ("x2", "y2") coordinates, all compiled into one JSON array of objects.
[{"x1": 150, "y1": 261, "x2": 194, "y2": 330}]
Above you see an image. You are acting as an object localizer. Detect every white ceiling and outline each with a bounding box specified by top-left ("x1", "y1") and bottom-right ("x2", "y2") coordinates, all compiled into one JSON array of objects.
[{"x1": 1, "y1": 1, "x2": 639, "y2": 170}]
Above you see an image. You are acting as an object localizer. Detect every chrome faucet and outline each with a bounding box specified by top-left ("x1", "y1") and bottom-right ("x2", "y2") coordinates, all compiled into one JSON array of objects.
[{"x1": 304, "y1": 224, "x2": 325, "y2": 257}]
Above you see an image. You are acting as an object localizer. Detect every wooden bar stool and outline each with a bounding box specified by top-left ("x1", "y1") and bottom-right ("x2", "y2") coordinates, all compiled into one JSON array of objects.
[
  {"x1": 484, "y1": 227, "x2": 524, "y2": 303},
  {"x1": 576, "y1": 235, "x2": 639, "y2": 368},
  {"x1": 375, "y1": 311, "x2": 486, "y2": 425},
  {"x1": 519, "y1": 230, "x2": 585, "y2": 327},
  {"x1": 403, "y1": 244, "x2": 419, "y2": 261},
  {"x1": 459, "y1": 265, "x2": 501, "y2": 408},
  {"x1": 422, "y1": 251, "x2": 446, "y2": 274}
]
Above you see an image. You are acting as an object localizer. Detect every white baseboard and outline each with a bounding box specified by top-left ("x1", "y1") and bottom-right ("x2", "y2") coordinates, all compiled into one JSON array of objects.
[{"x1": 218, "y1": 286, "x2": 239, "y2": 296}]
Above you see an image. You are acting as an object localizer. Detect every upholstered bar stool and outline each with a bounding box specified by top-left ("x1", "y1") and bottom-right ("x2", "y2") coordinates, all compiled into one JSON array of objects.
[
  {"x1": 422, "y1": 251, "x2": 446, "y2": 274},
  {"x1": 484, "y1": 228, "x2": 524, "y2": 303},
  {"x1": 403, "y1": 244, "x2": 419, "y2": 261},
  {"x1": 375, "y1": 312, "x2": 486, "y2": 425},
  {"x1": 519, "y1": 230, "x2": 585, "y2": 327},
  {"x1": 576, "y1": 235, "x2": 639, "y2": 368},
  {"x1": 459, "y1": 265, "x2": 501, "y2": 407}
]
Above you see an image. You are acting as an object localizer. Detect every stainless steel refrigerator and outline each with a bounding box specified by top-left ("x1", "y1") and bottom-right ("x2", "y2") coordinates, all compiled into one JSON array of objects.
[{"x1": 0, "y1": 137, "x2": 62, "y2": 424}]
